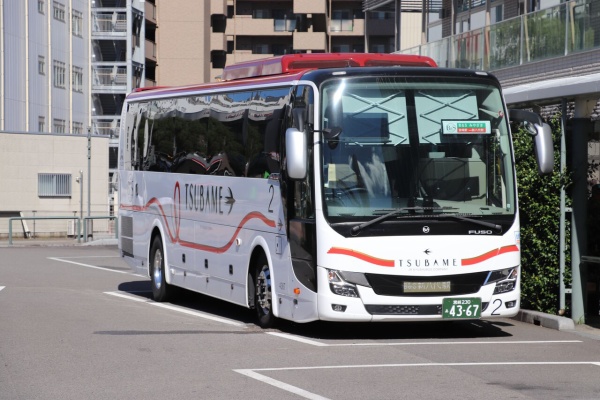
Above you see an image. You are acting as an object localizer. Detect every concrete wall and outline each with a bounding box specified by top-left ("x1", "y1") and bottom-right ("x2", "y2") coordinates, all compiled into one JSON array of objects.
[
  {"x1": 155, "y1": 0, "x2": 211, "y2": 85},
  {"x1": 0, "y1": 132, "x2": 110, "y2": 238}
]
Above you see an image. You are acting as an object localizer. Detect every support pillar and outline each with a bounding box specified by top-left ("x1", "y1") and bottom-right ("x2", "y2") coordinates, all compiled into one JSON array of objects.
[
  {"x1": 395, "y1": 0, "x2": 401, "y2": 52},
  {"x1": 570, "y1": 99, "x2": 594, "y2": 323}
]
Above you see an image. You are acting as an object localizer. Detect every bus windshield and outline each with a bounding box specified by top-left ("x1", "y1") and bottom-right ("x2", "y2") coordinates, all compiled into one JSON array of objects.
[{"x1": 320, "y1": 76, "x2": 515, "y2": 222}]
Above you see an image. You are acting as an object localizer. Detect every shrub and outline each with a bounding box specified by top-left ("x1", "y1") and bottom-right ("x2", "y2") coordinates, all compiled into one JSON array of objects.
[{"x1": 513, "y1": 116, "x2": 571, "y2": 314}]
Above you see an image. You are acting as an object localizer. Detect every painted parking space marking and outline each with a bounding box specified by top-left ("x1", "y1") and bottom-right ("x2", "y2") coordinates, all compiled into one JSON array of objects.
[
  {"x1": 235, "y1": 369, "x2": 330, "y2": 400},
  {"x1": 0, "y1": 286, "x2": 5, "y2": 292},
  {"x1": 48, "y1": 256, "x2": 145, "y2": 277},
  {"x1": 49, "y1": 255, "x2": 122, "y2": 259},
  {"x1": 267, "y1": 332, "x2": 329, "y2": 346},
  {"x1": 48, "y1": 257, "x2": 130, "y2": 274},
  {"x1": 48, "y1": 256, "x2": 244, "y2": 327},
  {"x1": 267, "y1": 332, "x2": 582, "y2": 347},
  {"x1": 104, "y1": 291, "x2": 247, "y2": 328},
  {"x1": 234, "y1": 361, "x2": 600, "y2": 400}
]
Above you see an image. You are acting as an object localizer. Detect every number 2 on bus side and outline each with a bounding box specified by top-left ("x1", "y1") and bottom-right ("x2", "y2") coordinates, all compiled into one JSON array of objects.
[{"x1": 268, "y1": 185, "x2": 274, "y2": 213}]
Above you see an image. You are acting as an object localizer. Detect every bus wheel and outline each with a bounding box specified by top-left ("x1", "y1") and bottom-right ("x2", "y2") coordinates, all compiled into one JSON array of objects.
[
  {"x1": 150, "y1": 236, "x2": 172, "y2": 302},
  {"x1": 255, "y1": 255, "x2": 275, "y2": 328}
]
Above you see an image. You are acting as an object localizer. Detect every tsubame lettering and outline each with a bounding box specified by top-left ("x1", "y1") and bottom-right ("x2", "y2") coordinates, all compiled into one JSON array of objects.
[{"x1": 184, "y1": 183, "x2": 224, "y2": 214}]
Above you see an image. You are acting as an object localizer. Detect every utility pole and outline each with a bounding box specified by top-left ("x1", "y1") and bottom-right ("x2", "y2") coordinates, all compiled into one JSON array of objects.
[
  {"x1": 87, "y1": 127, "x2": 91, "y2": 217},
  {"x1": 76, "y1": 170, "x2": 83, "y2": 242}
]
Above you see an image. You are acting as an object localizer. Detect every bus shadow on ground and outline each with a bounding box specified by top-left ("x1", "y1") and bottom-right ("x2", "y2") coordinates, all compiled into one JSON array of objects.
[
  {"x1": 117, "y1": 281, "x2": 257, "y2": 325},
  {"x1": 275, "y1": 319, "x2": 513, "y2": 340},
  {"x1": 117, "y1": 281, "x2": 513, "y2": 339}
]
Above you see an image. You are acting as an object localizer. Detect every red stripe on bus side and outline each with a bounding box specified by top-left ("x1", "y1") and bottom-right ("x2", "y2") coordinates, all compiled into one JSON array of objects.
[
  {"x1": 179, "y1": 211, "x2": 275, "y2": 254},
  {"x1": 327, "y1": 247, "x2": 395, "y2": 267},
  {"x1": 120, "y1": 199, "x2": 275, "y2": 253},
  {"x1": 461, "y1": 245, "x2": 519, "y2": 266}
]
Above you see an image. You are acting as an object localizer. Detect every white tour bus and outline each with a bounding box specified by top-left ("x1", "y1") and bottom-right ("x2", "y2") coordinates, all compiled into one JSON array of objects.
[{"x1": 118, "y1": 53, "x2": 553, "y2": 327}]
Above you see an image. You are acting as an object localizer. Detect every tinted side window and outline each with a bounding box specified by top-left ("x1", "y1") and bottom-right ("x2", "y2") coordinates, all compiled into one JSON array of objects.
[
  {"x1": 245, "y1": 87, "x2": 289, "y2": 178},
  {"x1": 131, "y1": 87, "x2": 291, "y2": 177},
  {"x1": 143, "y1": 96, "x2": 211, "y2": 173},
  {"x1": 209, "y1": 91, "x2": 253, "y2": 176}
]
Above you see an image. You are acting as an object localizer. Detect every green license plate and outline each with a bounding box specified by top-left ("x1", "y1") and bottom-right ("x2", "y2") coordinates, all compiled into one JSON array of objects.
[{"x1": 442, "y1": 297, "x2": 482, "y2": 319}]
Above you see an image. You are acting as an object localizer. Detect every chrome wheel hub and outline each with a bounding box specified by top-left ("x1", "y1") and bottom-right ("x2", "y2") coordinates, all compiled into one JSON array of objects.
[
  {"x1": 256, "y1": 265, "x2": 271, "y2": 314},
  {"x1": 153, "y1": 249, "x2": 163, "y2": 290}
]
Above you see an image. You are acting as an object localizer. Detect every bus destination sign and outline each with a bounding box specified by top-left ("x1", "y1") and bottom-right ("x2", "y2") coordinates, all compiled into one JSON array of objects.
[{"x1": 442, "y1": 120, "x2": 491, "y2": 135}]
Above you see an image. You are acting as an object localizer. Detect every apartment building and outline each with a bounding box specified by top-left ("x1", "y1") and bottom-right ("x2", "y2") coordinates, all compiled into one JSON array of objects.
[
  {"x1": 0, "y1": 1, "x2": 145, "y2": 134},
  {"x1": 0, "y1": 0, "x2": 145, "y2": 228},
  {"x1": 91, "y1": 0, "x2": 145, "y2": 137},
  {"x1": 0, "y1": 0, "x2": 90, "y2": 134},
  {"x1": 150, "y1": 0, "x2": 422, "y2": 86}
]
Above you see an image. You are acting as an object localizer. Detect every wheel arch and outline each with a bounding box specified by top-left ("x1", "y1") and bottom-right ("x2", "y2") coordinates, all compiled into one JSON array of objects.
[
  {"x1": 148, "y1": 222, "x2": 171, "y2": 283},
  {"x1": 245, "y1": 237, "x2": 275, "y2": 313}
]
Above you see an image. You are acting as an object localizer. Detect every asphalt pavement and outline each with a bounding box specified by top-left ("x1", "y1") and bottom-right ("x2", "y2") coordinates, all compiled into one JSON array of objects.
[{"x1": 3, "y1": 235, "x2": 600, "y2": 338}]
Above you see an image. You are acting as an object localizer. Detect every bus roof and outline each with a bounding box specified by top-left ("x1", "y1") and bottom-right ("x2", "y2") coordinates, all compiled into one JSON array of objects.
[
  {"x1": 126, "y1": 53, "x2": 439, "y2": 101},
  {"x1": 221, "y1": 53, "x2": 437, "y2": 81}
]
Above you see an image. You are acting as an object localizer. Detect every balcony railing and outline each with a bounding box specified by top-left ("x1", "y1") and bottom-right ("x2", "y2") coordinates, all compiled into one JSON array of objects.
[
  {"x1": 330, "y1": 18, "x2": 354, "y2": 32},
  {"x1": 274, "y1": 18, "x2": 296, "y2": 32},
  {"x1": 92, "y1": 66, "x2": 128, "y2": 89},
  {"x1": 399, "y1": 0, "x2": 600, "y2": 71},
  {"x1": 92, "y1": 12, "x2": 127, "y2": 34},
  {"x1": 92, "y1": 119, "x2": 120, "y2": 137}
]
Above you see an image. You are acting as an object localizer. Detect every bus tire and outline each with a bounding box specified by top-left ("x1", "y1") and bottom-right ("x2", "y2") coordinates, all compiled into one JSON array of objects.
[
  {"x1": 255, "y1": 254, "x2": 276, "y2": 328},
  {"x1": 150, "y1": 236, "x2": 172, "y2": 302}
]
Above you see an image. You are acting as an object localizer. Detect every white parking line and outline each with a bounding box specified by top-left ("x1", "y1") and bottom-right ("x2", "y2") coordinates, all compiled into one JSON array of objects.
[
  {"x1": 104, "y1": 291, "x2": 247, "y2": 328},
  {"x1": 50, "y1": 256, "x2": 121, "y2": 259},
  {"x1": 235, "y1": 369, "x2": 330, "y2": 400},
  {"x1": 267, "y1": 332, "x2": 329, "y2": 346},
  {"x1": 0, "y1": 286, "x2": 5, "y2": 292},
  {"x1": 48, "y1": 257, "x2": 132, "y2": 274},
  {"x1": 267, "y1": 332, "x2": 582, "y2": 347},
  {"x1": 234, "y1": 361, "x2": 600, "y2": 400}
]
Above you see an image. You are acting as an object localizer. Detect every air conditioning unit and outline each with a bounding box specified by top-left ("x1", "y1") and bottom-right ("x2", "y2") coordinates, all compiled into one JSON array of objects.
[{"x1": 67, "y1": 220, "x2": 76, "y2": 237}]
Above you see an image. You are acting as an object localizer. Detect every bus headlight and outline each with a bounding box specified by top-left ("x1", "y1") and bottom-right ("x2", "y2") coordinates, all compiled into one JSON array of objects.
[
  {"x1": 485, "y1": 267, "x2": 518, "y2": 294},
  {"x1": 327, "y1": 269, "x2": 368, "y2": 298}
]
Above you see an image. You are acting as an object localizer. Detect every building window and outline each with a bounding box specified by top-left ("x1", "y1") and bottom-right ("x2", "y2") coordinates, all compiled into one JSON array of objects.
[
  {"x1": 53, "y1": 2, "x2": 65, "y2": 22},
  {"x1": 53, "y1": 119, "x2": 66, "y2": 133},
  {"x1": 456, "y1": 18, "x2": 470, "y2": 34},
  {"x1": 273, "y1": 10, "x2": 296, "y2": 32},
  {"x1": 72, "y1": 66, "x2": 83, "y2": 92},
  {"x1": 331, "y1": 10, "x2": 353, "y2": 32},
  {"x1": 254, "y1": 44, "x2": 270, "y2": 54},
  {"x1": 369, "y1": 11, "x2": 393, "y2": 20},
  {"x1": 38, "y1": 173, "x2": 72, "y2": 197},
  {"x1": 491, "y1": 4, "x2": 504, "y2": 23},
  {"x1": 253, "y1": 9, "x2": 271, "y2": 19},
  {"x1": 38, "y1": 0, "x2": 45, "y2": 14},
  {"x1": 73, "y1": 122, "x2": 84, "y2": 134},
  {"x1": 53, "y1": 60, "x2": 66, "y2": 88},
  {"x1": 38, "y1": 117, "x2": 45, "y2": 132},
  {"x1": 72, "y1": 10, "x2": 83, "y2": 37},
  {"x1": 38, "y1": 56, "x2": 45, "y2": 75}
]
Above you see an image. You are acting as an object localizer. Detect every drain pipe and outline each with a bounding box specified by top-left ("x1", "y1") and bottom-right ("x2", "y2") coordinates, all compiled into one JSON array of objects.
[{"x1": 0, "y1": 0, "x2": 4, "y2": 130}]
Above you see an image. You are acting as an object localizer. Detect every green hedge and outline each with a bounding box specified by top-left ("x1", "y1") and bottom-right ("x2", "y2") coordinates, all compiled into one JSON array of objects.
[{"x1": 513, "y1": 116, "x2": 571, "y2": 314}]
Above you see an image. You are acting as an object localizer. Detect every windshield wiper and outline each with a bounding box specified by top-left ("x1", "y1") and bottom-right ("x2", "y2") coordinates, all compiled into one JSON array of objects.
[
  {"x1": 351, "y1": 207, "x2": 501, "y2": 234},
  {"x1": 351, "y1": 207, "x2": 450, "y2": 234},
  {"x1": 436, "y1": 214, "x2": 502, "y2": 232}
]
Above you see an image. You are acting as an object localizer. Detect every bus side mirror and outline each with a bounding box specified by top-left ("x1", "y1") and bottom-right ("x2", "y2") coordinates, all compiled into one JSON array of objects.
[
  {"x1": 286, "y1": 127, "x2": 307, "y2": 180},
  {"x1": 533, "y1": 122, "x2": 553, "y2": 175},
  {"x1": 509, "y1": 109, "x2": 554, "y2": 176}
]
